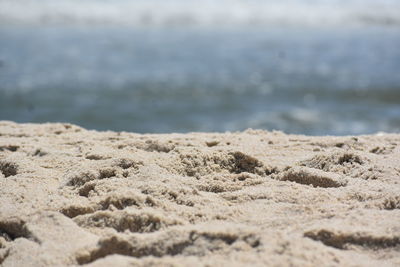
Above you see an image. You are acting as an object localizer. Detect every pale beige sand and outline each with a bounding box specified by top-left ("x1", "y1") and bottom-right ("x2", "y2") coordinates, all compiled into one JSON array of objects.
[{"x1": 0, "y1": 121, "x2": 399, "y2": 266}]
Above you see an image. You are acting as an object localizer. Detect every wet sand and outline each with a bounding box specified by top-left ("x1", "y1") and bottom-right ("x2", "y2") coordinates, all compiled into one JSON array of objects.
[{"x1": 0, "y1": 121, "x2": 399, "y2": 266}]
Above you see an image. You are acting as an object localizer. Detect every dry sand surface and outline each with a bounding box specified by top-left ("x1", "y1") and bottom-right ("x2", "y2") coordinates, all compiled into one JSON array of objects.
[{"x1": 0, "y1": 121, "x2": 399, "y2": 266}]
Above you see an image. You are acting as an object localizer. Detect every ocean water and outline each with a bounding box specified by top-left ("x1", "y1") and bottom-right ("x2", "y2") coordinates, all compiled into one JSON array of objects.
[{"x1": 1, "y1": 0, "x2": 400, "y2": 135}]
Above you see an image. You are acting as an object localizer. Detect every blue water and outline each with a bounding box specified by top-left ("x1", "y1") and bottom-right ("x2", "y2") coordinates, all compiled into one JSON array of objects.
[{"x1": 1, "y1": 23, "x2": 400, "y2": 134}]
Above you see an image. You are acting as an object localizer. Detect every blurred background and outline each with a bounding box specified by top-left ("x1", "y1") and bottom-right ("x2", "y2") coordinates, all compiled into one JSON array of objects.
[{"x1": 0, "y1": 0, "x2": 399, "y2": 135}]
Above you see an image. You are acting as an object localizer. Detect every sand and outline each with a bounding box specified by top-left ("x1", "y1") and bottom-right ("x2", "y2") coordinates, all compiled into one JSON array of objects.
[{"x1": 0, "y1": 121, "x2": 399, "y2": 266}]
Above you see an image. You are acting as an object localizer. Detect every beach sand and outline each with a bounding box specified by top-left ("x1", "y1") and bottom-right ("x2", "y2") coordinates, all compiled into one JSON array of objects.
[{"x1": 0, "y1": 121, "x2": 399, "y2": 266}]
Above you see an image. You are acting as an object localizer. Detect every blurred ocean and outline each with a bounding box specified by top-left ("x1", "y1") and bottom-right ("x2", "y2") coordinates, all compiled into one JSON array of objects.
[{"x1": 0, "y1": 0, "x2": 400, "y2": 135}]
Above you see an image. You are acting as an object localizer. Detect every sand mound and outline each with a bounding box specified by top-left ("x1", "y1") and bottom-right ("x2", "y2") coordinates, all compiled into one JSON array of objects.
[{"x1": 0, "y1": 121, "x2": 399, "y2": 266}]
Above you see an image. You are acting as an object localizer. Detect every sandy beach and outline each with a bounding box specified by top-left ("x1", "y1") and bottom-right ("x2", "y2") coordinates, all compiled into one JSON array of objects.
[{"x1": 0, "y1": 121, "x2": 399, "y2": 266}]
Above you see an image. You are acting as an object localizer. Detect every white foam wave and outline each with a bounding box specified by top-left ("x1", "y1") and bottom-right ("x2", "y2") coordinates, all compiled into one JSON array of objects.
[{"x1": 1, "y1": 0, "x2": 400, "y2": 27}]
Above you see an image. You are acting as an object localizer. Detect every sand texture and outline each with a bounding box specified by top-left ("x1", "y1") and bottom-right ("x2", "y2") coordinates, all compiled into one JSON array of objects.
[{"x1": 0, "y1": 121, "x2": 399, "y2": 266}]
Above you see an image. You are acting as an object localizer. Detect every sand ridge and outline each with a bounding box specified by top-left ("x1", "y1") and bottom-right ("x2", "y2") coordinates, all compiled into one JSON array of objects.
[{"x1": 0, "y1": 121, "x2": 399, "y2": 266}]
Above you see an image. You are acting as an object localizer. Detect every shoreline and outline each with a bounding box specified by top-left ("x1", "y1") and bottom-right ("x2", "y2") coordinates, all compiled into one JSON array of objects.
[{"x1": 1, "y1": 121, "x2": 399, "y2": 266}]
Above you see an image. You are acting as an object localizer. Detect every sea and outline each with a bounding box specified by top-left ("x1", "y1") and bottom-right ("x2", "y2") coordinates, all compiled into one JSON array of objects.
[{"x1": 1, "y1": 0, "x2": 400, "y2": 135}]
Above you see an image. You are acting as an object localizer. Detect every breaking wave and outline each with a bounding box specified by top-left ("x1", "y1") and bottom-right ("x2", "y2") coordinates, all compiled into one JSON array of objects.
[{"x1": 1, "y1": 0, "x2": 400, "y2": 27}]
